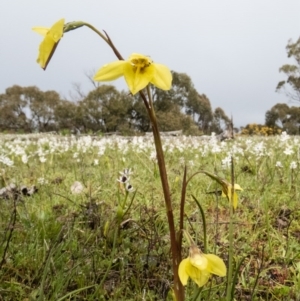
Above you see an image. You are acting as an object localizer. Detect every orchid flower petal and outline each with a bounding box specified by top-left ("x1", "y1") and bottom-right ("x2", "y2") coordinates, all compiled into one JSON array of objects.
[
  {"x1": 204, "y1": 254, "x2": 227, "y2": 277},
  {"x1": 33, "y1": 18, "x2": 64, "y2": 69},
  {"x1": 151, "y1": 63, "x2": 172, "y2": 90},
  {"x1": 94, "y1": 61, "x2": 127, "y2": 81}
]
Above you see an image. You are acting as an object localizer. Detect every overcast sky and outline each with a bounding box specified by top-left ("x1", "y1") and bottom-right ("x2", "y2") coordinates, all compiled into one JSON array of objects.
[{"x1": 1, "y1": 0, "x2": 300, "y2": 127}]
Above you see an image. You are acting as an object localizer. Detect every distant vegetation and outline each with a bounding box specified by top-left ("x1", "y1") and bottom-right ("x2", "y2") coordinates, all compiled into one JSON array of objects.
[
  {"x1": 1, "y1": 37, "x2": 300, "y2": 136},
  {"x1": 0, "y1": 72, "x2": 231, "y2": 136}
]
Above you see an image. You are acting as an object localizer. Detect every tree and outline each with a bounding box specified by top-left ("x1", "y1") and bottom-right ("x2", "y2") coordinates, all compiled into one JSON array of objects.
[
  {"x1": 151, "y1": 71, "x2": 210, "y2": 134},
  {"x1": 79, "y1": 85, "x2": 132, "y2": 133},
  {"x1": 0, "y1": 85, "x2": 31, "y2": 132},
  {"x1": 283, "y1": 106, "x2": 300, "y2": 134},
  {"x1": 276, "y1": 37, "x2": 300, "y2": 102},
  {"x1": 265, "y1": 103, "x2": 290, "y2": 128},
  {"x1": 210, "y1": 107, "x2": 230, "y2": 134},
  {"x1": 153, "y1": 72, "x2": 194, "y2": 109},
  {"x1": 25, "y1": 87, "x2": 61, "y2": 131},
  {"x1": 128, "y1": 96, "x2": 151, "y2": 132},
  {"x1": 54, "y1": 100, "x2": 80, "y2": 132},
  {"x1": 186, "y1": 93, "x2": 213, "y2": 133},
  {"x1": 101, "y1": 91, "x2": 132, "y2": 133},
  {"x1": 264, "y1": 103, "x2": 300, "y2": 135}
]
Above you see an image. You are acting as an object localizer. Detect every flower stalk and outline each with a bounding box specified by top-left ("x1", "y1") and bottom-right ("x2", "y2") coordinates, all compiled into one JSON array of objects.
[
  {"x1": 225, "y1": 156, "x2": 235, "y2": 300},
  {"x1": 145, "y1": 85, "x2": 184, "y2": 301}
]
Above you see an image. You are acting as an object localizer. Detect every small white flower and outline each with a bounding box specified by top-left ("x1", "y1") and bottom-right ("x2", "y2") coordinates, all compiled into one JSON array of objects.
[
  {"x1": 280, "y1": 131, "x2": 289, "y2": 142},
  {"x1": 0, "y1": 155, "x2": 14, "y2": 167},
  {"x1": 283, "y1": 147, "x2": 294, "y2": 156},
  {"x1": 222, "y1": 156, "x2": 232, "y2": 168},
  {"x1": 120, "y1": 168, "x2": 132, "y2": 177},
  {"x1": 149, "y1": 151, "x2": 157, "y2": 161},
  {"x1": 275, "y1": 161, "x2": 283, "y2": 168},
  {"x1": 188, "y1": 160, "x2": 194, "y2": 167},
  {"x1": 71, "y1": 181, "x2": 84, "y2": 194},
  {"x1": 94, "y1": 159, "x2": 99, "y2": 165},
  {"x1": 290, "y1": 161, "x2": 297, "y2": 170},
  {"x1": 117, "y1": 175, "x2": 130, "y2": 183},
  {"x1": 39, "y1": 156, "x2": 47, "y2": 163},
  {"x1": 126, "y1": 183, "x2": 134, "y2": 192},
  {"x1": 21, "y1": 154, "x2": 28, "y2": 164},
  {"x1": 37, "y1": 177, "x2": 48, "y2": 185}
]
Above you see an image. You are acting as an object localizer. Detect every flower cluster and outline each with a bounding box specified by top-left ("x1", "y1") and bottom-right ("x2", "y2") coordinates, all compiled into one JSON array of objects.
[{"x1": 117, "y1": 168, "x2": 134, "y2": 192}]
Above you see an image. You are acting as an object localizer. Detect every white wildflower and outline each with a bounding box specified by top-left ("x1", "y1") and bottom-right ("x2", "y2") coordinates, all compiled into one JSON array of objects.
[
  {"x1": 222, "y1": 156, "x2": 232, "y2": 168},
  {"x1": 39, "y1": 156, "x2": 47, "y2": 163},
  {"x1": 126, "y1": 183, "x2": 134, "y2": 192},
  {"x1": 37, "y1": 177, "x2": 48, "y2": 185},
  {"x1": 0, "y1": 155, "x2": 14, "y2": 167},
  {"x1": 71, "y1": 181, "x2": 84, "y2": 194},
  {"x1": 283, "y1": 146, "x2": 294, "y2": 156},
  {"x1": 21, "y1": 154, "x2": 29, "y2": 164},
  {"x1": 149, "y1": 151, "x2": 157, "y2": 162},
  {"x1": 290, "y1": 161, "x2": 297, "y2": 170}
]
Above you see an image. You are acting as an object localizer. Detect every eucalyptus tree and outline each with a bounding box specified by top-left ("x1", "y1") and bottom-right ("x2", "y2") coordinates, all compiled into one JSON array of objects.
[
  {"x1": 0, "y1": 85, "x2": 31, "y2": 132},
  {"x1": 25, "y1": 86, "x2": 61, "y2": 131},
  {"x1": 277, "y1": 37, "x2": 300, "y2": 102}
]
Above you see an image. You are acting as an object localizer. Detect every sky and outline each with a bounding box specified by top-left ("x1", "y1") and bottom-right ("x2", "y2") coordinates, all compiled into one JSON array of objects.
[{"x1": 1, "y1": 0, "x2": 300, "y2": 128}]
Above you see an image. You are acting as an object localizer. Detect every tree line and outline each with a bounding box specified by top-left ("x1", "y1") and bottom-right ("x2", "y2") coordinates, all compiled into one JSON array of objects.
[
  {"x1": 0, "y1": 72, "x2": 231, "y2": 135},
  {"x1": 1, "y1": 36, "x2": 300, "y2": 135}
]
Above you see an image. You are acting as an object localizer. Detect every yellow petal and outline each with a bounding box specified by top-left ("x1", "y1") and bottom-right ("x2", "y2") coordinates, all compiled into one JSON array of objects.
[
  {"x1": 37, "y1": 35, "x2": 57, "y2": 69},
  {"x1": 178, "y1": 258, "x2": 190, "y2": 286},
  {"x1": 34, "y1": 19, "x2": 64, "y2": 70},
  {"x1": 123, "y1": 63, "x2": 155, "y2": 95},
  {"x1": 32, "y1": 27, "x2": 49, "y2": 37},
  {"x1": 185, "y1": 259, "x2": 211, "y2": 287},
  {"x1": 232, "y1": 192, "x2": 238, "y2": 209},
  {"x1": 48, "y1": 18, "x2": 65, "y2": 42},
  {"x1": 94, "y1": 61, "x2": 127, "y2": 81},
  {"x1": 234, "y1": 184, "x2": 243, "y2": 191},
  {"x1": 204, "y1": 254, "x2": 227, "y2": 277},
  {"x1": 151, "y1": 63, "x2": 172, "y2": 90}
]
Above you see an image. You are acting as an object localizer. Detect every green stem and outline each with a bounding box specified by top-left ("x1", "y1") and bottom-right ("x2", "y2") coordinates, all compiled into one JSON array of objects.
[
  {"x1": 226, "y1": 202, "x2": 234, "y2": 300},
  {"x1": 178, "y1": 166, "x2": 187, "y2": 262},
  {"x1": 146, "y1": 85, "x2": 184, "y2": 301},
  {"x1": 191, "y1": 195, "x2": 207, "y2": 253},
  {"x1": 225, "y1": 156, "x2": 235, "y2": 300},
  {"x1": 67, "y1": 21, "x2": 125, "y2": 61}
]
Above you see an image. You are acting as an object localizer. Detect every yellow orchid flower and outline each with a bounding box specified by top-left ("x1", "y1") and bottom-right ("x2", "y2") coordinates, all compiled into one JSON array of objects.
[
  {"x1": 221, "y1": 183, "x2": 243, "y2": 210},
  {"x1": 178, "y1": 245, "x2": 226, "y2": 287},
  {"x1": 32, "y1": 19, "x2": 65, "y2": 70},
  {"x1": 93, "y1": 53, "x2": 172, "y2": 95},
  {"x1": 200, "y1": 171, "x2": 243, "y2": 209}
]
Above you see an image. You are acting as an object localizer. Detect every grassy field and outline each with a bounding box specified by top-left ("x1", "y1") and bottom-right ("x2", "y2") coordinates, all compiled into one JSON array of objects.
[{"x1": 0, "y1": 132, "x2": 300, "y2": 300}]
